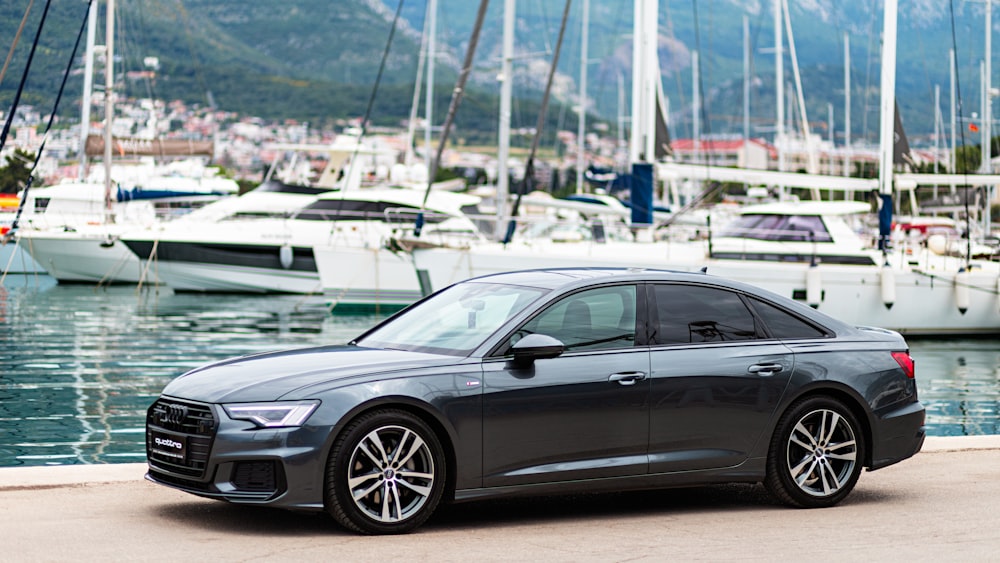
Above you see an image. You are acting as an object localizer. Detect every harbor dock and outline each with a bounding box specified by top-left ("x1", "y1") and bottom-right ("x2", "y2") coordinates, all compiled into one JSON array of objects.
[{"x1": 3, "y1": 436, "x2": 999, "y2": 561}]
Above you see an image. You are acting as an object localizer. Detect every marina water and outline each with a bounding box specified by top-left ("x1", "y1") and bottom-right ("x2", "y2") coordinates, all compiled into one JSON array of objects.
[{"x1": 2, "y1": 274, "x2": 997, "y2": 467}]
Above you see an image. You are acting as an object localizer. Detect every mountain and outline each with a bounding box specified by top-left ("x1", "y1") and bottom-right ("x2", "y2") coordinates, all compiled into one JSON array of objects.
[{"x1": 1, "y1": 0, "x2": 994, "y2": 147}]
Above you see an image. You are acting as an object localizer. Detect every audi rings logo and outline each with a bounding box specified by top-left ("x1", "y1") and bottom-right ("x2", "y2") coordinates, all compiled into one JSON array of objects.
[{"x1": 159, "y1": 404, "x2": 188, "y2": 426}]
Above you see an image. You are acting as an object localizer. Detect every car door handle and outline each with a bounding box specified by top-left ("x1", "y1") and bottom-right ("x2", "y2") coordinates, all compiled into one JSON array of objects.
[
  {"x1": 609, "y1": 372, "x2": 647, "y2": 386},
  {"x1": 748, "y1": 363, "x2": 784, "y2": 376}
]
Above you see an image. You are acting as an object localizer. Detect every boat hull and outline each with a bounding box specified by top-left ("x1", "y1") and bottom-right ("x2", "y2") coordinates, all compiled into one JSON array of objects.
[
  {"x1": 19, "y1": 229, "x2": 154, "y2": 283},
  {"x1": 123, "y1": 239, "x2": 321, "y2": 294},
  {"x1": 1, "y1": 242, "x2": 45, "y2": 275},
  {"x1": 315, "y1": 244, "x2": 424, "y2": 308}
]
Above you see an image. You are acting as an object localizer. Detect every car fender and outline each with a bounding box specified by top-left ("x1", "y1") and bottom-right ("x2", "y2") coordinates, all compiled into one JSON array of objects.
[{"x1": 310, "y1": 368, "x2": 486, "y2": 492}]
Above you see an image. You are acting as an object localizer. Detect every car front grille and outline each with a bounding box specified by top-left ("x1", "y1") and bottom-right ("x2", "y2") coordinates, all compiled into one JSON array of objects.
[{"x1": 146, "y1": 398, "x2": 217, "y2": 478}]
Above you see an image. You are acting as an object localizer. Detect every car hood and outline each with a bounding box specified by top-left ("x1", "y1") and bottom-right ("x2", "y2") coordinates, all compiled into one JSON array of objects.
[{"x1": 161, "y1": 345, "x2": 460, "y2": 403}]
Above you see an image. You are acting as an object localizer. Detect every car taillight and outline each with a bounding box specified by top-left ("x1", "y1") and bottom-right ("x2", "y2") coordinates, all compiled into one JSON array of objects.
[{"x1": 891, "y1": 351, "x2": 915, "y2": 379}]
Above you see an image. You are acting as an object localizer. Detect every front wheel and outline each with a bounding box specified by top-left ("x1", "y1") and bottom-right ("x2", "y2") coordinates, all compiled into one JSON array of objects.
[
  {"x1": 765, "y1": 396, "x2": 865, "y2": 508},
  {"x1": 326, "y1": 409, "x2": 446, "y2": 534}
]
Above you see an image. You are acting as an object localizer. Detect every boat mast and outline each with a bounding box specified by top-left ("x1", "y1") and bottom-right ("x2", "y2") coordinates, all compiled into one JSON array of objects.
[
  {"x1": 774, "y1": 0, "x2": 784, "y2": 173},
  {"x1": 575, "y1": 0, "x2": 589, "y2": 194},
  {"x1": 743, "y1": 14, "x2": 750, "y2": 146},
  {"x1": 424, "y1": 0, "x2": 437, "y2": 174},
  {"x1": 629, "y1": 0, "x2": 657, "y2": 164},
  {"x1": 78, "y1": 1, "x2": 97, "y2": 181},
  {"x1": 781, "y1": 0, "x2": 816, "y2": 175},
  {"x1": 844, "y1": 32, "x2": 851, "y2": 179},
  {"x1": 404, "y1": 2, "x2": 430, "y2": 167},
  {"x1": 877, "y1": 0, "x2": 897, "y2": 252},
  {"x1": 984, "y1": 0, "x2": 993, "y2": 175},
  {"x1": 103, "y1": 0, "x2": 115, "y2": 223},
  {"x1": 496, "y1": 0, "x2": 515, "y2": 240},
  {"x1": 693, "y1": 50, "x2": 700, "y2": 162}
]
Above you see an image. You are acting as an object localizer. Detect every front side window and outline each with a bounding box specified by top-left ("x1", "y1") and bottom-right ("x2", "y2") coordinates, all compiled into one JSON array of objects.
[
  {"x1": 651, "y1": 284, "x2": 758, "y2": 345},
  {"x1": 508, "y1": 285, "x2": 637, "y2": 352}
]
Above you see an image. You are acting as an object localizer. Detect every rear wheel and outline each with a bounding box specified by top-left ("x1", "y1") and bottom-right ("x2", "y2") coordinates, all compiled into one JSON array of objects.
[
  {"x1": 765, "y1": 396, "x2": 864, "y2": 508},
  {"x1": 326, "y1": 409, "x2": 445, "y2": 534}
]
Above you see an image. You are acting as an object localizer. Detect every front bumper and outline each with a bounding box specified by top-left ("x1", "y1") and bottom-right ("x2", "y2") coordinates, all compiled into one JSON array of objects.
[{"x1": 146, "y1": 397, "x2": 330, "y2": 511}]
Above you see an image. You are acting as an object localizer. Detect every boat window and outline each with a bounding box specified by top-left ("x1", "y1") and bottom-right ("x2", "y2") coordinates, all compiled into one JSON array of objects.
[
  {"x1": 294, "y1": 199, "x2": 448, "y2": 223},
  {"x1": 746, "y1": 297, "x2": 830, "y2": 339},
  {"x1": 719, "y1": 214, "x2": 833, "y2": 242},
  {"x1": 650, "y1": 284, "x2": 759, "y2": 345},
  {"x1": 253, "y1": 180, "x2": 331, "y2": 195}
]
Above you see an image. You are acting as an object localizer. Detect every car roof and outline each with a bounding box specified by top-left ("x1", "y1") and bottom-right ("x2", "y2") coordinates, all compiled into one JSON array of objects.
[
  {"x1": 465, "y1": 267, "x2": 856, "y2": 333},
  {"x1": 467, "y1": 267, "x2": 732, "y2": 291}
]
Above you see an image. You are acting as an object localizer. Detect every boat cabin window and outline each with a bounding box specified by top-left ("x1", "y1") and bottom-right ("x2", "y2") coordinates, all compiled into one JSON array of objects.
[
  {"x1": 720, "y1": 214, "x2": 833, "y2": 243},
  {"x1": 294, "y1": 199, "x2": 448, "y2": 223}
]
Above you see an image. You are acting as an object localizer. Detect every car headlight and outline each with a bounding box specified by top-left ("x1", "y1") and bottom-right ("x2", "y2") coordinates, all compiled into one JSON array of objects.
[{"x1": 223, "y1": 401, "x2": 320, "y2": 428}]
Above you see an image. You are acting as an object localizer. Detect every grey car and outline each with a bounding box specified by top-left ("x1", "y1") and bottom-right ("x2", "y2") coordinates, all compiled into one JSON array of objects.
[{"x1": 146, "y1": 268, "x2": 925, "y2": 534}]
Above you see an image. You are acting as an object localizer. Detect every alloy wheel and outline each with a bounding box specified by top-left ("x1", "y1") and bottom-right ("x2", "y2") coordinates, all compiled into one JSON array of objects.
[
  {"x1": 785, "y1": 408, "x2": 858, "y2": 498},
  {"x1": 346, "y1": 424, "x2": 436, "y2": 524}
]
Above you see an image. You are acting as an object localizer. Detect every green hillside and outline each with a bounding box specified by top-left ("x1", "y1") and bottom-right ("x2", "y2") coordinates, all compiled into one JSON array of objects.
[{"x1": 2, "y1": 0, "x2": 994, "y2": 145}]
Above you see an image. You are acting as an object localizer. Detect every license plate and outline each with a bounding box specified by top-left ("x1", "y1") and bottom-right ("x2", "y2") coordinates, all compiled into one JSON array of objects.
[{"x1": 150, "y1": 431, "x2": 187, "y2": 462}]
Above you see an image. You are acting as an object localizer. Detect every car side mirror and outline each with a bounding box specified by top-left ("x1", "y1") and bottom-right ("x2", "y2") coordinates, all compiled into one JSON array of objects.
[{"x1": 511, "y1": 334, "x2": 565, "y2": 367}]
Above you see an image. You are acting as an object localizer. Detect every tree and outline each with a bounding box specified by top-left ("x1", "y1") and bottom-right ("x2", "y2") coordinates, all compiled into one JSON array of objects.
[
  {"x1": 0, "y1": 149, "x2": 34, "y2": 194},
  {"x1": 953, "y1": 144, "x2": 981, "y2": 174}
]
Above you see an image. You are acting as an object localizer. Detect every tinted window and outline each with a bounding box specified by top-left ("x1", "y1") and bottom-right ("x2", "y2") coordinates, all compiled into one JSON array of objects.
[
  {"x1": 720, "y1": 213, "x2": 833, "y2": 242},
  {"x1": 295, "y1": 200, "x2": 438, "y2": 223},
  {"x1": 748, "y1": 297, "x2": 828, "y2": 339},
  {"x1": 513, "y1": 285, "x2": 637, "y2": 352},
  {"x1": 651, "y1": 285, "x2": 758, "y2": 345}
]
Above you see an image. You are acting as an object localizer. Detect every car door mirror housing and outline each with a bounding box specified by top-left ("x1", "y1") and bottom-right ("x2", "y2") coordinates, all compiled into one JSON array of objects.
[{"x1": 511, "y1": 334, "x2": 565, "y2": 365}]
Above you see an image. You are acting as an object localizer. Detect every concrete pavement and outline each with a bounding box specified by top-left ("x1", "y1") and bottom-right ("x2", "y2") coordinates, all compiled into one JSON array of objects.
[{"x1": 2, "y1": 436, "x2": 999, "y2": 561}]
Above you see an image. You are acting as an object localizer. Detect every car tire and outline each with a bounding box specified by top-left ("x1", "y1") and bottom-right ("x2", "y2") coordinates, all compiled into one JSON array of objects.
[
  {"x1": 765, "y1": 396, "x2": 865, "y2": 508},
  {"x1": 325, "y1": 409, "x2": 446, "y2": 535}
]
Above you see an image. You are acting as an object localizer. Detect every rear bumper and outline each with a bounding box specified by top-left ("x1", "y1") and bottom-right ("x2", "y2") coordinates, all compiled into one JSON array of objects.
[{"x1": 869, "y1": 400, "x2": 926, "y2": 471}]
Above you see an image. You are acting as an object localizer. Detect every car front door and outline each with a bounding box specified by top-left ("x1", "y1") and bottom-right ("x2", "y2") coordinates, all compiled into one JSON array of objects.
[
  {"x1": 481, "y1": 284, "x2": 650, "y2": 487},
  {"x1": 646, "y1": 283, "x2": 794, "y2": 474}
]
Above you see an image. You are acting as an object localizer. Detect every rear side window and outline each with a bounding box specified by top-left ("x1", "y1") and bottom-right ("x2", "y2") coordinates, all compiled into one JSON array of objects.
[
  {"x1": 651, "y1": 285, "x2": 758, "y2": 345},
  {"x1": 747, "y1": 297, "x2": 829, "y2": 339}
]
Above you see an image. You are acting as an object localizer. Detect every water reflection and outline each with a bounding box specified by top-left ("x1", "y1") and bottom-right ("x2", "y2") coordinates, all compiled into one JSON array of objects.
[
  {"x1": 1, "y1": 276, "x2": 998, "y2": 467},
  {"x1": 909, "y1": 339, "x2": 1000, "y2": 437},
  {"x1": 1, "y1": 277, "x2": 381, "y2": 467}
]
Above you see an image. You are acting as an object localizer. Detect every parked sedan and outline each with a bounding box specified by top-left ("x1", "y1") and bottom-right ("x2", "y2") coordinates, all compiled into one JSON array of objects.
[{"x1": 146, "y1": 268, "x2": 925, "y2": 534}]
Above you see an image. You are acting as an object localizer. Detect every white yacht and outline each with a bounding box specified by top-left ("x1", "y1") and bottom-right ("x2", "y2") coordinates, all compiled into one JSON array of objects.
[
  {"x1": 123, "y1": 187, "x2": 484, "y2": 294},
  {"x1": 14, "y1": 178, "x2": 237, "y2": 284},
  {"x1": 1, "y1": 194, "x2": 45, "y2": 274}
]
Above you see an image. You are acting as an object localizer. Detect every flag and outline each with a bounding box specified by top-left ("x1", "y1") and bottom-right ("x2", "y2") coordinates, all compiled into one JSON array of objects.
[{"x1": 892, "y1": 101, "x2": 913, "y2": 167}]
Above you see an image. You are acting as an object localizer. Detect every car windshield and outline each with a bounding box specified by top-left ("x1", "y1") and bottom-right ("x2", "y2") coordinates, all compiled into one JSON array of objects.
[{"x1": 356, "y1": 281, "x2": 549, "y2": 355}]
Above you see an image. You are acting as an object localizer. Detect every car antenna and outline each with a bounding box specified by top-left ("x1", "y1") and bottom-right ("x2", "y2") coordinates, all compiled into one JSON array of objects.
[{"x1": 700, "y1": 266, "x2": 709, "y2": 274}]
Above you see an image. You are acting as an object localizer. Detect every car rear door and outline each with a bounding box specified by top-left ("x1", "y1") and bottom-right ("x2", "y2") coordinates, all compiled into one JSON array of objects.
[
  {"x1": 646, "y1": 282, "x2": 794, "y2": 474},
  {"x1": 481, "y1": 283, "x2": 650, "y2": 487}
]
